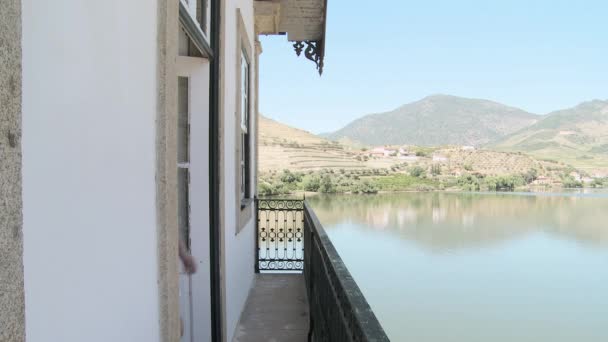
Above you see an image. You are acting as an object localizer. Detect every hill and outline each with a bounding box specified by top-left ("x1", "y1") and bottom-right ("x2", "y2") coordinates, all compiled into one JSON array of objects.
[
  {"x1": 323, "y1": 95, "x2": 539, "y2": 146},
  {"x1": 492, "y1": 99, "x2": 608, "y2": 173},
  {"x1": 259, "y1": 115, "x2": 571, "y2": 177},
  {"x1": 258, "y1": 115, "x2": 370, "y2": 171}
]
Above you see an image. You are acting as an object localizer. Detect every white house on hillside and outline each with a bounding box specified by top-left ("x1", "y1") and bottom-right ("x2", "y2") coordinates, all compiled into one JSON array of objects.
[
  {"x1": 432, "y1": 154, "x2": 449, "y2": 163},
  {"x1": 2, "y1": 1, "x2": 327, "y2": 341}
]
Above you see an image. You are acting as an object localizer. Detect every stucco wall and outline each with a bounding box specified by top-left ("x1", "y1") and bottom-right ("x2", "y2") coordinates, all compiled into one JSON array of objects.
[
  {"x1": 0, "y1": 0, "x2": 25, "y2": 341},
  {"x1": 221, "y1": 1, "x2": 257, "y2": 341},
  {"x1": 22, "y1": 1, "x2": 161, "y2": 341}
]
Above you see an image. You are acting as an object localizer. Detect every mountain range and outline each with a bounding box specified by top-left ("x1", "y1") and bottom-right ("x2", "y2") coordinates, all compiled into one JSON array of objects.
[
  {"x1": 320, "y1": 95, "x2": 608, "y2": 172},
  {"x1": 492, "y1": 99, "x2": 608, "y2": 171},
  {"x1": 322, "y1": 95, "x2": 540, "y2": 146}
]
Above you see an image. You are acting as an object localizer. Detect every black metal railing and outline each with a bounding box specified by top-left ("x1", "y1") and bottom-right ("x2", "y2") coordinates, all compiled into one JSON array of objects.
[
  {"x1": 255, "y1": 198, "x2": 389, "y2": 341},
  {"x1": 256, "y1": 198, "x2": 305, "y2": 272},
  {"x1": 303, "y1": 202, "x2": 389, "y2": 341}
]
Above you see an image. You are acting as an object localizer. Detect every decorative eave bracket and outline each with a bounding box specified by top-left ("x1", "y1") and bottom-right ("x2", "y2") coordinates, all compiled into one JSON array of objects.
[
  {"x1": 293, "y1": 40, "x2": 325, "y2": 75},
  {"x1": 254, "y1": 0, "x2": 328, "y2": 76}
]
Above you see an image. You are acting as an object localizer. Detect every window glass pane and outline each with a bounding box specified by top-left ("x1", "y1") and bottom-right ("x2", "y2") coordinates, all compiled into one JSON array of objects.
[
  {"x1": 178, "y1": 77, "x2": 189, "y2": 163},
  {"x1": 197, "y1": 0, "x2": 207, "y2": 33},
  {"x1": 241, "y1": 133, "x2": 246, "y2": 199},
  {"x1": 240, "y1": 51, "x2": 249, "y2": 132},
  {"x1": 178, "y1": 168, "x2": 190, "y2": 249},
  {"x1": 239, "y1": 48, "x2": 251, "y2": 201}
]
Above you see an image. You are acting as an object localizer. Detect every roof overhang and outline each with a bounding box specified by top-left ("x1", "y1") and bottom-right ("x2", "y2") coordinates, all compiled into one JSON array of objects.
[{"x1": 254, "y1": 0, "x2": 328, "y2": 75}]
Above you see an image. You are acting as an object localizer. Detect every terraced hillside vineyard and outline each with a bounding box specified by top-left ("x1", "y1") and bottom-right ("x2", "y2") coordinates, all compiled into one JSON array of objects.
[
  {"x1": 259, "y1": 115, "x2": 371, "y2": 171},
  {"x1": 492, "y1": 100, "x2": 608, "y2": 173}
]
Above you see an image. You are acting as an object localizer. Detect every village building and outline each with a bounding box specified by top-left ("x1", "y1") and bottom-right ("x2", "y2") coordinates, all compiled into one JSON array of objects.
[
  {"x1": 369, "y1": 146, "x2": 397, "y2": 158},
  {"x1": 432, "y1": 154, "x2": 449, "y2": 163},
  {"x1": 569, "y1": 171, "x2": 583, "y2": 182},
  {"x1": 582, "y1": 176, "x2": 595, "y2": 184},
  {"x1": 532, "y1": 176, "x2": 551, "y2": 185},
  {"x1": 398, "y1": 155, "x2": 420, "y2": 162},
  {"x1": 369, "y1": 147, "x2": 387, "y2": 157}
]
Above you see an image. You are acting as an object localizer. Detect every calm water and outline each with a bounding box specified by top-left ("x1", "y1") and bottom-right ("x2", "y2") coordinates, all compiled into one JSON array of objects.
[{"x1": 308, "y1": 191, "x2": 608, "y2": 342}]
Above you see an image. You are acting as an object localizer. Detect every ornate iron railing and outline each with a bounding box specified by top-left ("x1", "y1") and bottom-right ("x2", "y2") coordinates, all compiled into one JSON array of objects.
[
  {"x1": 303, "y1": 202, "x2": 390, "y2": 342},
  {"x1": 255, "y1": 198, "x2": 389, "y2": 341},
  {"x1": 256, "y1": 199, "x2": 305, "y2": 272}
]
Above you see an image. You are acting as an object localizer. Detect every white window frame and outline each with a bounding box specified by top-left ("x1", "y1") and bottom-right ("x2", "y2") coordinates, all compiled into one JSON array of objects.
[{"x1": 235, "y1": 9, "x2": 254, "y2": 233}]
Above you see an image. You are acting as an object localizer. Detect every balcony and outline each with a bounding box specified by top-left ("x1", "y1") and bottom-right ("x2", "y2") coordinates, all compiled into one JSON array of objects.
[{"x1": 233, "y1": 199, "x2": 389, "y2": 341}]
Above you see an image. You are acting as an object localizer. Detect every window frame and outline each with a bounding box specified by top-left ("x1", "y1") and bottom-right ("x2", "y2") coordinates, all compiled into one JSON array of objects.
[
  {"x1": 197, "y1": 0, "x2": 208, "y2": 35},
  {"x1": 177, "y1": 76, "x2": 192, "y2": 250},
  {"x1": 235, "y1": 9, "x2": 254, "y2": 234}
]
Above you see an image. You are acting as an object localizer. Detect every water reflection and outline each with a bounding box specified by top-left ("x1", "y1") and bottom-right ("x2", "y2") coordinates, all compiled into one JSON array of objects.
[
  {"x1": 308, "y1": 192, "x2": 608, "y2": 251},
  {"x1": 307, "y1": 192, "x2": 608, "y2": 342}
]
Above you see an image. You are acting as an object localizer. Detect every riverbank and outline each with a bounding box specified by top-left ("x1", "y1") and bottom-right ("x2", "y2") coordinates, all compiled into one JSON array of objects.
[{"x1": 258, "y1": 169, "x2": 607, "y2": 196}]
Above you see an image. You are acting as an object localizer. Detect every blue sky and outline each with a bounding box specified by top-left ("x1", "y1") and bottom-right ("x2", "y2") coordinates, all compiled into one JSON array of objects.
[{"x1": 259, "y1": 0, "x2": 608, "y2": 134}]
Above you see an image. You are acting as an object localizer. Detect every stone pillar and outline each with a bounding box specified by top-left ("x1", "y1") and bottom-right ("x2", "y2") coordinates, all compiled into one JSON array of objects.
[{"x1": 0, "y1": 0, "x2": 25, "y2": 341}]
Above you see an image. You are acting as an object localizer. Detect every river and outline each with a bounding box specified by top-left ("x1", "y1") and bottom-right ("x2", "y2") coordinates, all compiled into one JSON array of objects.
[{"x1": 308, "y1": 191, "x2": 608, "y2": 342}]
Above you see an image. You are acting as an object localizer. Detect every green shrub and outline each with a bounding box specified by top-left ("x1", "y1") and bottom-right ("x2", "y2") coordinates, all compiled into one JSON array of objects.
[
  {"x1": 415, "y1": 184, "x2": 435, "y2": 191},
  {"x1": 561, "y1": 175, "x2": 583, "y2": 188},
  {"x1": 280, "y1": 169, "x2": 301, "y2": 184},
  {"x1": 522, "y1": 168, "x2": 538, "y2": 184},
  {"x1": 590, "y1": 178, "x2": 606, "y2": 188},
  {"x1": 409, "y1": 166, "x2": 426, "y2": 178},
  {"x1": 258, "y1": 181, "x2": 289, "y2": 196},
  {"x1": 457, "y1": 174, "x2": 481, "y2": 191},
  {"x1": 319, "y1": 175, "x2": 335, "y2": 193},
  {"x1": 301, "y1": 175, "x2": 321, "y2": 192},
  {"x1": 352, "y1": 180, "x2": 379, "y2": 194},
  {"x1": 258, "y1": 182, "x2": 275, "y2": 196},
  {"x1": 486, "y1": 175, "x2": 524, "y2": 191}
]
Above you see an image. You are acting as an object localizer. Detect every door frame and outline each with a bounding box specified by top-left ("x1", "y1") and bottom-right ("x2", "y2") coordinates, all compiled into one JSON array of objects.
[{"x1": 177, "y1": 56, "x2": 213, "y2": 342}]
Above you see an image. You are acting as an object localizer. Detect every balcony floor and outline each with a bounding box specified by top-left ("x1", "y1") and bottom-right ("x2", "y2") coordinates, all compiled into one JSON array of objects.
[{"x1": 232, "y1": 274, "x2": 309, "y2": 342}]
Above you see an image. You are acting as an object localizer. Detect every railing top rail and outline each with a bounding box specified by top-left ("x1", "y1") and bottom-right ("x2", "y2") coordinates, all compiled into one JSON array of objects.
[
  {"x1": 257, "y1": 198, "x2": 305, "y2": 210},
  {"x1": 304, "y1": 201, "x2": 390, "y2": 341}
]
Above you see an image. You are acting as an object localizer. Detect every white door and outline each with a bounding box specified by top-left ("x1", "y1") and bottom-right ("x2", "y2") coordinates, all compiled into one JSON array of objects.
[{"x1": 177, "y1": 56, "x2": 212, "y2": 342}]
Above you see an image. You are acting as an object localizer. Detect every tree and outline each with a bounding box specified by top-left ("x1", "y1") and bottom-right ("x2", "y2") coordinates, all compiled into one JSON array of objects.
[
  {"x1": 280, "y1": 169, "x2": 300, "y2": 184},
  {"x1": 522, "y1": 168, "x2": 538, "y2": 184},
  {"x1": 562, "y1": 175, "x2": 582, "y2": 188},
  {"x1": 431, "y1": 164, "x2": 441, "y2": 176},
  {"x1": 409, "y1": 166, "x2": 426, "y2": 178},
  {"x1": 319, "y1": 175, "x2": 335, "y2": 193},
  {"x1": 258, "y1": 182, "x2": 275, "y2": 196},
  {"x1": 590, "y1": 178, "x2": 605, "y2": 188},
  {"x1": 486, "y1": 175, "x2": 524, "y2": 191},
  {"x1": 352, "y1": 180, "x2": 378, "y2": 194},
  {"x1": 457, "y1": 174, "x2": 480, "y2": 191},
  {"x1": 301, "y1": 175, "x2": 321, "y2": 192}
]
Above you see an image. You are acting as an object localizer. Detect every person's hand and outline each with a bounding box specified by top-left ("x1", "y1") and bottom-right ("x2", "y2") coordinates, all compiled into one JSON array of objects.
[
  {"x1": 179, "y1": 239, "x2": 197, "y2": 274},
  {"x1": 182, "y1": 253, "x2": 197, "y2": 274}
]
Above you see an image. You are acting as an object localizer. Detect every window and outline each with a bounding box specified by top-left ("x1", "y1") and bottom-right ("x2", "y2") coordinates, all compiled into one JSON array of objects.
[
  {"x1": 239, "y1": 49, "x2": 250, "y2": 203},
  {"x1": 177, "y1": 77, "x2": 191, "y2": 249},
  {"x1": 235, "y1": 9, "x2": 254, "y2": 233}
]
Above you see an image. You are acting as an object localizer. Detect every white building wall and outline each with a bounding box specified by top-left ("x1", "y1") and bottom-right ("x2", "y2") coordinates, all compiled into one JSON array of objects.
[
  {"x1": 21, "y1": 2, "x2": 160, "y2": 341},
  {"x1": 222, "y1": 1, "x2": 257, "y2": 341}
]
